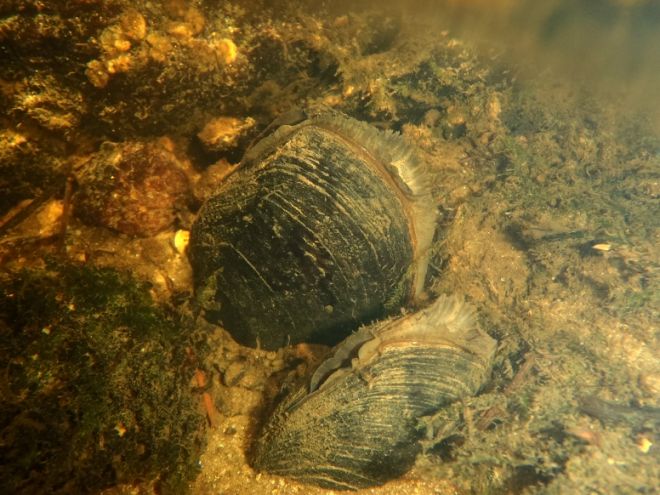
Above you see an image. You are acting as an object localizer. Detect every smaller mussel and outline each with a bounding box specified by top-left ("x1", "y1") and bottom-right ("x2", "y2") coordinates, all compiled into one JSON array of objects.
[{"x1": 251, "y1": 295, "x2": 497, "y2": 490}]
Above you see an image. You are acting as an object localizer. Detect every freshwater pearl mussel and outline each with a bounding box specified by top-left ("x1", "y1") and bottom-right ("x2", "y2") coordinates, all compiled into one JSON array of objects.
[
  {"x1": 251, "y1": 295, "x2": 497, "y2": 490},
  {"x1": 189, "y1": 110, "x2": 437, "y2": 349},
  {"x1": 189, "y1": 110, "x2": 497, "y2": 489}
]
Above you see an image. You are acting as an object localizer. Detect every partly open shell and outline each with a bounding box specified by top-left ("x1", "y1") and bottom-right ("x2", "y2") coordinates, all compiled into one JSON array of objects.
[
  {"x1": 189, "y1": 111, "x2": 437, "y2": 349},
  {"x1": 251, "y1": 295, "x2": 497, "y2": 490}
]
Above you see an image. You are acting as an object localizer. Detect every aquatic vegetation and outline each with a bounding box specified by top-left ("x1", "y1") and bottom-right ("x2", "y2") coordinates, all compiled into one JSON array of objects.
[{"x1": 0, "y1": 263, "x2": 206, "y2": 494}]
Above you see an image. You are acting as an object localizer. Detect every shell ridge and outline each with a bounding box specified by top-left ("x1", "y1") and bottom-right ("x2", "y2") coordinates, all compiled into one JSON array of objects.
[
  {"x1": 212, "y1": 241, "x2": 306, "y2": 338},
  {"x1": 286, "y1": 160, "x2": 395, "y2": 296},
  {"x1": 263, "y1": 190, "x2": 356, "y2": 292},
  {"x1": 351, "y1": 296, "x2": 478, "y2": 359},
  {"x1": 424, "y1": 294, "x2": 476, "y2": 331},
  {"x1": 299, "y1": 469, "x2": 367, "y2": 491},
  {"x1": 239, "y1": 122, "x2": 301, "y2": 169},
  {"x1": 309, "y1": 323, "x2": 384, "y2": 392},
  {"x1": 292, "y1": 112, "x2": 438, "y2": 303},
  {"x1": 217, "y1": 241, "x2": 275, "y2": 293},
  {"x1": 309, "y1": 295, "x2": 494, "y2": 395},
  {"x1": 272, "y1": 106, "x2": 431, "y2": 197},
  {"x1": 267, "y1": 132, "x2": 400, "y2": 300},
  {"x1": 312, "y1": 114, "x2": 433, "y2": 199}
]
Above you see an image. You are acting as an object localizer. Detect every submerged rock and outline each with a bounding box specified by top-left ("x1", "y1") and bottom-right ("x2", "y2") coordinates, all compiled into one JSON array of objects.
[{"x1": 75, "y1": 139, "x2": 190, "y2": 236}]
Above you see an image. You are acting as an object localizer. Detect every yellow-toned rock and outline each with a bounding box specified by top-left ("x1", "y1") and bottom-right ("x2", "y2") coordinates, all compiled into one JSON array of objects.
[
  {"x1": 120, "y1": 9, "x2": 147, "y2": 40},
  {"x1": 86, "y1": 59, "x2": 109, "y2": 88},
  {"x1": 197, "y1": 116, "x2": 255, "y2": 152},
  {"x1": 167, "y1": 21, "x2": 194, "y2": 39},
  {"x1": 173, "y1": 229, "x2": 190, "y2": 255},
  {"x1": 213, "y1": 38, "x2": 238, "y2": 65},
  {"x1": 105, "y1": 54, "x2": 133, "y2": 74},
  {"x1": 146, "y1": 33, "x2": 173, "y2": 62}
]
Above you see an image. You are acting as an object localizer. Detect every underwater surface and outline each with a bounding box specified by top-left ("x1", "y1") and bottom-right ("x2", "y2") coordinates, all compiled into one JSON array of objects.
[{"x1": 1, "y1": 1, "x2": 658, "y2": 494}]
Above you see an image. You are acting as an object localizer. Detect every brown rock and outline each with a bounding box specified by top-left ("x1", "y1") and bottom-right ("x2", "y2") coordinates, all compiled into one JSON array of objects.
[
  {"x1": 197, "y1": 116, "x2": 255, "y2": 153},
  {"x1": 75, "y1": 140, "x2": 189, "y2": 236}
]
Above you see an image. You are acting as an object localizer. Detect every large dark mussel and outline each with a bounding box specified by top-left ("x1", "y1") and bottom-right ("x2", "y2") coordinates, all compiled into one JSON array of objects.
[
  {"x1": 251, "y1": 295, "x2": 497, "y2": 490},
  {"x1": 189, "y1": 111, "x2": 437, "y2": 349}
]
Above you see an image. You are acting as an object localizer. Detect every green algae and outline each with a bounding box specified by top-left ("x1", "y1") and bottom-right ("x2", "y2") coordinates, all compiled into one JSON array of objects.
[{"x1": 0, "y1": 262, "x2": 206, "y2": 494}]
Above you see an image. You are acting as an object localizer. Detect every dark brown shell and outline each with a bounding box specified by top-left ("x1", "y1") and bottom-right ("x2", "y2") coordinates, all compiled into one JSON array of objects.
[
  {"x1": 251, "y1": 295, "x2": 497, "y2": 490},
  {"x1": 188, "y1": 112, "x2": 436, "y2": 349}
]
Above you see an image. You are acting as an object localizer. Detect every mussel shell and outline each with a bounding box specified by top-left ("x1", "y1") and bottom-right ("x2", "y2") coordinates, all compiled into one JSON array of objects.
[
  {"x1": 189, "y1": 112, "x2": 436, "y2": 349},
  {"x1": 251, "y1": 295, "x2": 497, "y2": 490}
]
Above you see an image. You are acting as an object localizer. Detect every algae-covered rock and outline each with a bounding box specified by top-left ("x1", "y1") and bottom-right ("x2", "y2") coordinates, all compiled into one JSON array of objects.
[
  {"x1": 74, "y1": 139, "x2": 190, "y2": 237},
  {"x1": 0, "y1": 263, "x2": 206, "y2": 494}
]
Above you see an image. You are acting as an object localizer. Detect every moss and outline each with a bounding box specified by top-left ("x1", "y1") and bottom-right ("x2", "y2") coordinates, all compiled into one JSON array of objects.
[{"x1": 0, "y1": 262, "x2": 206, "y2": 494}]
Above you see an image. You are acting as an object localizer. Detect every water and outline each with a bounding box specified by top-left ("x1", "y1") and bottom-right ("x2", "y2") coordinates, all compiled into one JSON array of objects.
[{"x1": 0, "y1": 1, "x2": 657, "y2": 494}]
